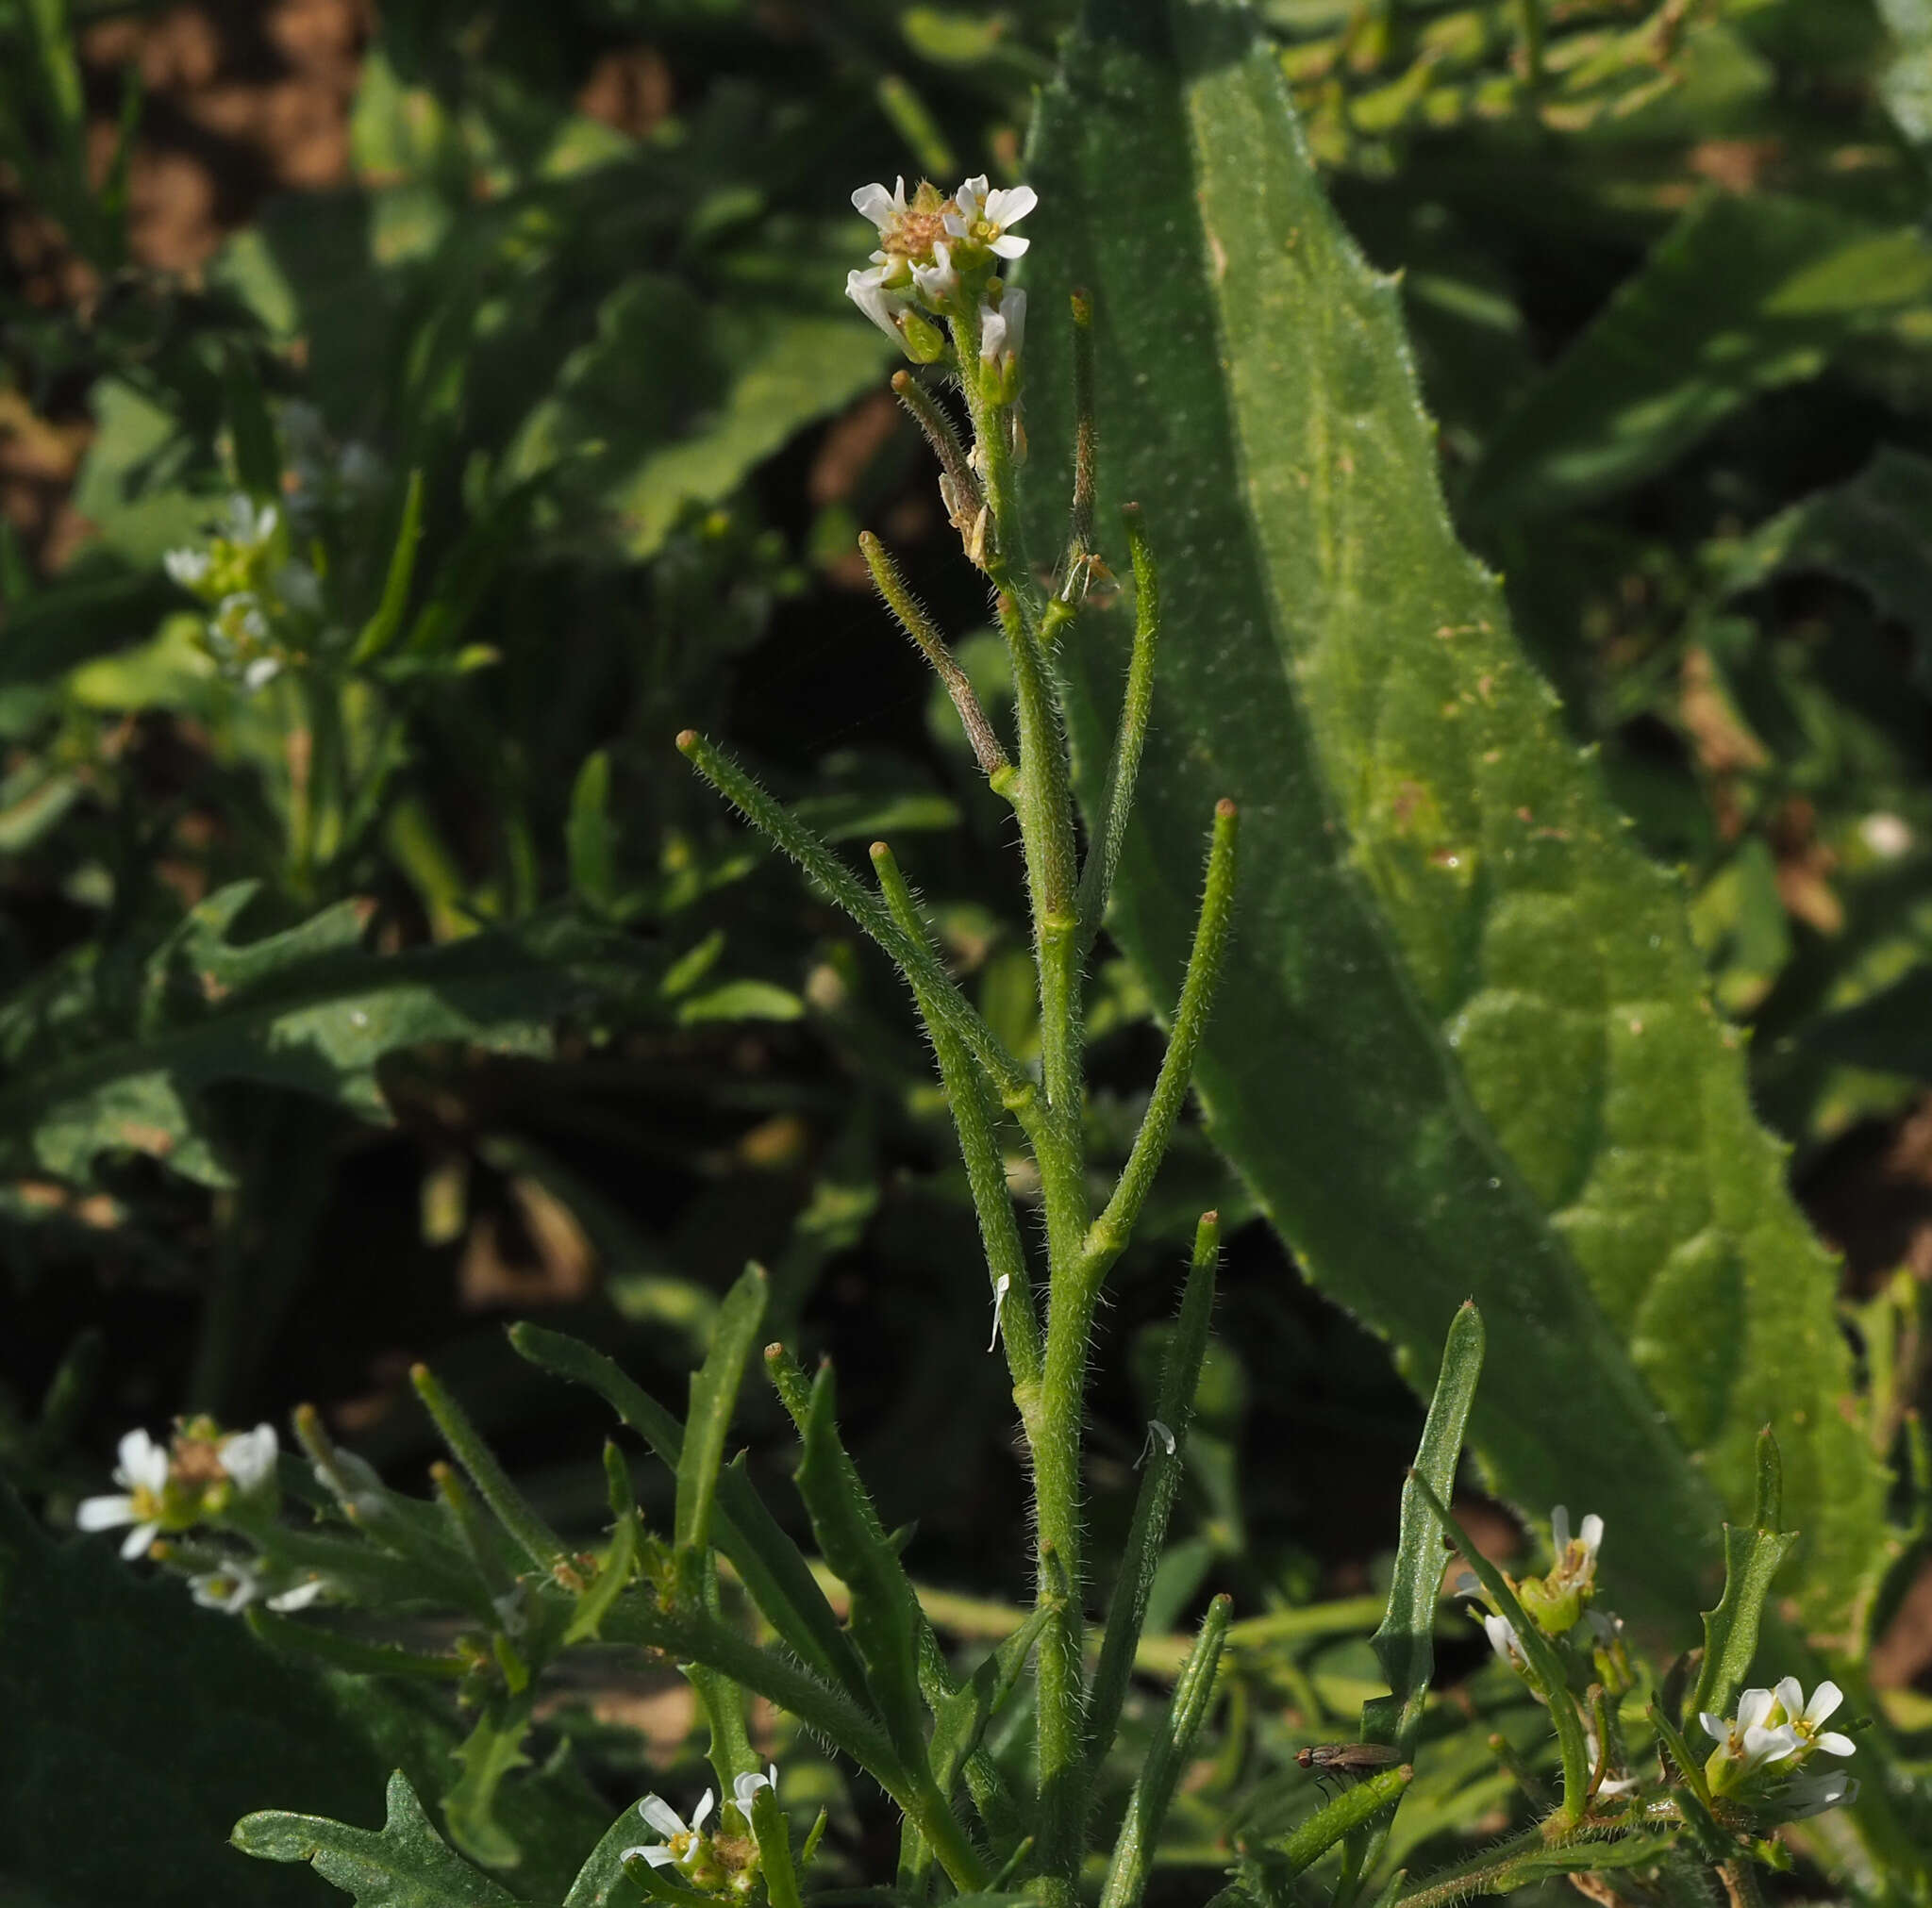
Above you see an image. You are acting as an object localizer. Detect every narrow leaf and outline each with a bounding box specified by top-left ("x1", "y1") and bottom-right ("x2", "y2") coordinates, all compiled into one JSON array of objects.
[
  {"x1": 1688, "y1": 1429, "x2": 1799, "y2": 1729},
  {"x1": 350, "y1": 469, "x2": 426, "y2": 665},
  {"x1": 675, "y1": 1265, "x2": 769, "y2": 1561}
]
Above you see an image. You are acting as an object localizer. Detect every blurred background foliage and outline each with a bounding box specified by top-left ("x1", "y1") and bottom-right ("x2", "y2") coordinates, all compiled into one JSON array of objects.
[{"x1": 9, "y1": 0, "x2": 1932, "y2": 1901}]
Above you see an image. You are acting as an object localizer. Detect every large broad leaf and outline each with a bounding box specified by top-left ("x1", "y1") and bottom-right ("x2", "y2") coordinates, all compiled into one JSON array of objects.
[
  {"x1": 0, "y1": 1484, "x2": 599, "y2": 1907},
  {"x1": 1022, "y1": 0, "x2": 1888, "y2": 1640},
  {"x1": 1463, "y1": 191, "x2": 1932, "y2": 526},
  {"x1": 0, "y1": 885, "x2": 635, "y2": 1186}
]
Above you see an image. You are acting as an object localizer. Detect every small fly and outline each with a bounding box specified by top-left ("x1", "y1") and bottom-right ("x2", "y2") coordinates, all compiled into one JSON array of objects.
[{"x1": 1295, "y1": 1742, "x2": 1403, "y2": 1793}]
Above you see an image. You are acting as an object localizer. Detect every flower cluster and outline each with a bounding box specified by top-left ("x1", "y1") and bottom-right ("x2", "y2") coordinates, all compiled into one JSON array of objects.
[
  {"x1": 1702, "y1": 1680, "x2": 1858, "y2": 1817},
  {"x1": 622, "y1": 1769, "x2": 777, "y2": 1896},
  {"x1": 163, "y1": 494, "x2": 317, "y2": 691},
  {"x1": 845, "y1": 174, "x2": 1035, "y2": 396},
  {"x1": 75, "y1": 1418, "x2": 326, "y2": 1614},
  {"x1": 1465, "y1": 1504, "x2": 1610, "y2": 1671}
]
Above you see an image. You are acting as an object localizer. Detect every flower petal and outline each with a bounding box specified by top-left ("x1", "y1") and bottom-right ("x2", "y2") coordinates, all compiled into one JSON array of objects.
[
  {"x1": 620, "y1": 1845, "x2": 678, "y2": 1867},
  {"x1": 267, "y1": 1577, "x2": 328, "y2": 1613},
  {"x1": 987, "y1": 183, "x2": 1037, "y2": 225},
  {"x1": 990, "y1": 233, "x2": 1030, "y2": 259},
  {"x1": 638, "y1": 1796, "x2": 688, "y2": 1838},
  {"x1": 120, "y1": 1520, "x2": 160, "y2": 1561},
  {"x1": 1736, "y1": 1687, "x2": 1774, "y2": 1731},
  {"x1": 1814, "y1": 1731, "x2": 1856, "y2": 1757},
  {"x1": 852, "y1": 180, "x2": 904, "y2": 229},
  {"x1": 1699, "y1": 1713, "x2": 1729, "y2": 1746},
  {"x1": 691, "y1": 1789, "x2": 714, "y2": 1831},
  {"x1": 76, "y1": 1494, "x2": 136, "y2": 1532},
  {"x1": 118, "y1": 1428, "x2": 169, "y2": 1491},
  {"x1": 734, "y1": 1771, "x2": 772, "y2": 1809},
  {"x1": 1803, "y1": 1680, "x2": 1843, "y2": 1727},
  {"x1": 1577, "y1": 1513, "x2": 1603, "y2": 1556},
  {"x1": 1549, "y1": 1505, "x2": 1571, "y2": 1550},
  {"x1": 220, "y1": 1424, "x2": 279, "y2": 1491}
]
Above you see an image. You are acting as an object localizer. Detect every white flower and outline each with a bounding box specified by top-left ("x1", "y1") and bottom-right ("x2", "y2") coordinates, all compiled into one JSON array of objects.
[
  {"x1": 75, "y1": 1428, "x2": 171, "y2": 1560},
  {"x1": 979, "y1": 288, "x2": 1026, "y2": 367},
  {"x1": 1771, "y1": 1677, "x2": 1855, "y2": 1757},
  {"x1": 853, "y1": 177, "x2": 909, "y2": 234},
  {"x1": 1779, "y1": 1767, "x2": 1859, "y2": 1818},
  {"x1": 622, "y1": 1787, "x2": 714, "y2": 1867},
  {"x1": 1550, "y1": 1505, "x2": 1603, "y2": 1565},
  {"x1": 1701, "y1": 1687, "x2": 1801, "y2": 1775},
  {"x1": 846, "y1": 266, "x2": 912, "y2": 345},
  {"x1": 911, "y1": 240, "x2": 958, "y2": 303},
  {"x1": 732, "y1": 1765, "x2": 777, "y2": 1813},
  {"x1": 164, "y1": 548, "x2": 211, "y2": 589},
  {"x1": 1482, "y1": 1612, "x2": 1528, "y2": 1674},
  {"x1": 945, "y1": 175, "x2": 1037, "y2": 259},
  {"x1": 242, "y1": 656, "x2": 283, "y2": 692},
  {"x1": 224, "y1": 494, "x2": 278, "y2": 547},
  {"x1": 988, "y1": 1272, "x2": 1011, "y2": 1352},
  {"x1": 190, "y1": 1561, "x2": 260, "y2": 1613},
  {"x1": 219, "y1": 1423, "x2": 279, "y2": 1492}
]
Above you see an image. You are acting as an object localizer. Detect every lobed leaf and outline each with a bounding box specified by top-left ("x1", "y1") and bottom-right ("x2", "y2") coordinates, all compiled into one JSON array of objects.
[{"x1": 234, "y1": 1770, "x2": 521, "y2": 1908}]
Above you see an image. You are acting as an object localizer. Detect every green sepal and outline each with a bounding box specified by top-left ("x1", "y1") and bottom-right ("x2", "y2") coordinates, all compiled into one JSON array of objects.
[
  {"x1": 233, "y1": 1768, "x2": 520, "y2": 1906},
  {"x1": 1271, "y1": 1765, "x2": 1411, "y2": 1879},
  {"x1": 675, "y1": 1263, "x2": 769, "y2": 1571},
  {"x1": 1688, "y1": 1428, "x2": 1798, "y2": 1730},
  {"x1": 795, "y1": 1358, "x2": 932, "y2": 1767}
]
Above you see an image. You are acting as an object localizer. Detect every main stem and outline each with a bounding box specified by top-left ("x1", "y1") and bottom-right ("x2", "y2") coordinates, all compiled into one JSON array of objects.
[{"x1": 963, "y1": 343, "x2": 1092, "y2": 1907}]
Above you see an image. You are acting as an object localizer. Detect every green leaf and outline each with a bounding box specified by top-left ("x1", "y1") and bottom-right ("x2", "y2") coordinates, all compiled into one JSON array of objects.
[
  {"x1": 675, "y1": 1264, "x2": 769, "y2": 1562},
  {"x1": 1689, "y1": 1429, "x2": 1799, "y2": 1728},
  {"x1": 1715, "y1": 446, "x2": 1932, "y2": 684},
  {"x1": 1465, "y1": 192, "x2": 1932, "y2": 523},
  {"x1": 1023, "y1": 0, "x2": 1887, "y2": 1638},
  {"x1": 441, "y1": 1701, "x2": 537, "y2": 1873},
  {"x1": 504, "y1": 277, "x2": 891, "y2": 560},
  {"x1": 1348, "y1": 1302, "x2": 1484, "y2": 1887},
  {"x1": 568, "y1": 752, "x2": 618, "y2": 914},
  {"x1": 0, "y1": 888, "x2": 625, "y2": 1186},
  {"x1": 508, "y1": 1325, "x2": 869, "y2": 1704},
  {"x1": 793, "y1": 1360, "x2": 932, "y2": 1767},
  {"x1": 350, "y1": 469, "x2": 427, "y2": 665},
  {"x1": 234, "y1": 1770, "x2": 522, "y2": 1907},
  {"x1": 562, "y1": 1803, "x2": 656, "y2": 1908},
  {"x1": 928, "y1": 1601, "x2": 1058, "y2": 1795}
]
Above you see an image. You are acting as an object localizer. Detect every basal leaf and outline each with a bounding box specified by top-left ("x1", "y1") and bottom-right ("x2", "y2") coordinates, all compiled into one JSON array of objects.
[
  {"x1": 1023, "y1": 0, "x2": 1887, "y2": 1639},
  {"x1": 234, "y1": 1770, "x2": 521, "y2": 1908},
  {"x1": 1465, "y1": 192, "x2": 1932, "y2": 525},
  {"x1": 0, "y1": 888, "x2": 629, "y2": 1186}
]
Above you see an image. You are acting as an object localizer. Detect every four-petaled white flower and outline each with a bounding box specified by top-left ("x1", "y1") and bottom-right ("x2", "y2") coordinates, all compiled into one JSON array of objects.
[
  {"x1": 1701, "y1": 1686, "x2": 1800, "y2": 1776},
  {"x1": 164, "y1": 548, "x2": 211, "y2": 589},
  {"x1": 845, "y1": 265, "x2": 912, "y2": 345},
  {"x1": 979, "y1": 289, "x2": 1026, "y2": 368},
  {"x1": 219, "y1": 1423, "x2": 279, "y2": 1492},
  {"x1": 76, "y1": 1429, "x2": 171, "y2": 1559},
  {"x1": 1780, "y1": 1767, "x2": 1859, "y2": 1819},
  {"x1": 1771, "y1": 1676, "x2": 1856, "y2": 1757},
  {"x1": 1549, "y1": 1504, "x2": 1603, "y2": 1572},
  {"x1": 946, "y1": 175, "x2": 1037, "y2": 259},
  {"x1": 622, "y1": 1787, "x2": 714, "y2": 1868}
]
